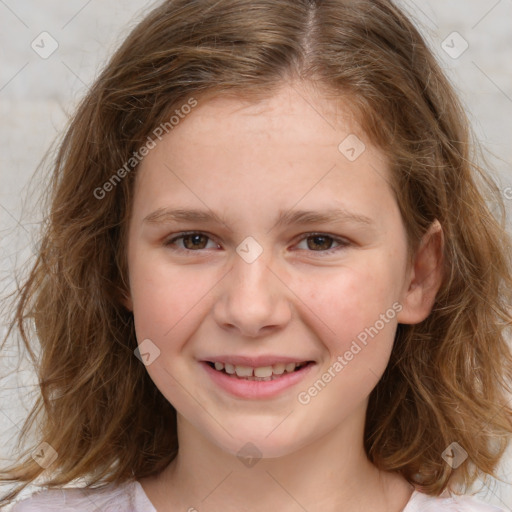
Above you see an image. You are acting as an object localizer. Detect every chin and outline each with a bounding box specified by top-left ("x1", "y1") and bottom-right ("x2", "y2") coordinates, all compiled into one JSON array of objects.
[{"x1": 203, "y1": 420, "x2": 311, "y2": 460}]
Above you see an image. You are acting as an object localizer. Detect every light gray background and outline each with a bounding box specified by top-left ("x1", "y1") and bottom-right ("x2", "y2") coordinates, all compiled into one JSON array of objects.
[{"x1": 0, "y1": 0, "x2": 511, "y2": 509}]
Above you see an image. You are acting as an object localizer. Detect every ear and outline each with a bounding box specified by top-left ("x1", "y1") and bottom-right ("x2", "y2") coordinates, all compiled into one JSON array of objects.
[{"x1": 397, "y1": 220, "x2": 444, "y2": 325}]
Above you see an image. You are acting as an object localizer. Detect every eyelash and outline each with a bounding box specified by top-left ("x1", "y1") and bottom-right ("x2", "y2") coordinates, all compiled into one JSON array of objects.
[{"x1": 163, "y1": 231, "x2": 351, "y2": 256}]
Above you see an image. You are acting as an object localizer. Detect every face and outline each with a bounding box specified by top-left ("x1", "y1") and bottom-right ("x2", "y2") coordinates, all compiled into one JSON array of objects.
[{"x1": 125, "y1": 82, "x2": 429, "y2": 459}]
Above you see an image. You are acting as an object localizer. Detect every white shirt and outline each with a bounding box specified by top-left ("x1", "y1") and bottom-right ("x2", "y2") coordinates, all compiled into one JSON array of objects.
[{"x1": 9, "y1": 479, "x2": 507, "y2": 511}]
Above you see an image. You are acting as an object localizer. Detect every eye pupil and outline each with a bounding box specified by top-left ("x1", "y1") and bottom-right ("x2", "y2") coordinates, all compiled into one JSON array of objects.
[
  {"x1": 307, "y1": 235, "x2": 333, "y2": 251},
  {"x1": 183, "y1": 234, "x2": 208, "y2": 250}
]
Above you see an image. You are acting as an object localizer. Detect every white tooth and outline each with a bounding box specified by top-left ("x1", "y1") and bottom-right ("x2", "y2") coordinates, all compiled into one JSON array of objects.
[
  {"x1": 224, "y1": 363, "x2": 235, "y2": 374},
  {"x1": 214, "y1": 362, "x2": 224, "y2": 371},
  {"x1": 254, "y1": 366, "x2": 273, "y2": 378},
  {"x1": 272, "y1": 363, "x2": 286, "y2": 375},
  {"x1": 285, "y1": 362, "x2": 297, "y2": 373},
  {"x1": 234, "y1": 365, "x2": 253, "y2": 377}
]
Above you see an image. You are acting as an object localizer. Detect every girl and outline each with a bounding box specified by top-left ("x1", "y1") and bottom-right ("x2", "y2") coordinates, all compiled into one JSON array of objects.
[{"x1": 1, "y1": 0, "x2": 511, "y2": 510}]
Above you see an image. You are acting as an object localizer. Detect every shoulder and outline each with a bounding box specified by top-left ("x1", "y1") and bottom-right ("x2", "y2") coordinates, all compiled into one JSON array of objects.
[
  {"x1": 405, "y1": 490, "x2": 506, "y2": 512},
  {"x1": 9, "y1": 479, "x2": 155, "y2": 512}
]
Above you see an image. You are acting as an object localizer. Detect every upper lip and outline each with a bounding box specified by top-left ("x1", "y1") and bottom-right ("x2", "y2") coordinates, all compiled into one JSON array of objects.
[{"x1": 201, "y1": 355, "x2": 315, "y2": 367}]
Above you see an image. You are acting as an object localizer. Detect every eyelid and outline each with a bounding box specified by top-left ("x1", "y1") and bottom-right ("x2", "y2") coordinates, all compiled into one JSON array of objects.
[
  {"x1": 292, "y1": 232, "x2": 351, "y2": 255},
  {"x1": 164, "y1": 231, "x2": 351, "y2": 255},
  {"x1": 164, "y1": 231, "x2": 222, "y2": 251}
]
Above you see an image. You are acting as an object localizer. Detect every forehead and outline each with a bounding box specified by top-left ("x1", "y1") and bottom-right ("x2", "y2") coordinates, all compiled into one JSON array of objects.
[
  {"x1": 174, "y1": 82, "x2": 362, "y2": 144},
  {"x1": 132, "y1": 82, "x2": 398, "y2": 233},
  {"x1": 138, "y1": 82, "x2": 384, "y2": 185}
]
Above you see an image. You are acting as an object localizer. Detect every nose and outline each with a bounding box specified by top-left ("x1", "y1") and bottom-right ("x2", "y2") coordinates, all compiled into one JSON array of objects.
[{"x1": 212, "y1": 251, "x2": 292, "y2": 338}]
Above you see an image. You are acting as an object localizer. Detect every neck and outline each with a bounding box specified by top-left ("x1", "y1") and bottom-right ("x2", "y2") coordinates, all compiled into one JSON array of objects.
[{"x1": 140, "y1": 402, "x2": 415, "y2": 512}]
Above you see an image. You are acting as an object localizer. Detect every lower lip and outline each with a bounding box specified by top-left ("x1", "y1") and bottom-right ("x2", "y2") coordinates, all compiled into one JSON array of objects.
[{"x1": 201, "y1": 361, "x2": 315, "y2": 399}]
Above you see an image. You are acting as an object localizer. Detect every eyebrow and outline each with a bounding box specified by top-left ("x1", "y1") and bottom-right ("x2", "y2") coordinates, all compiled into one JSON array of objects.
[{"x1": 143, "y1": 207, "x2": 375, "y2": 229}]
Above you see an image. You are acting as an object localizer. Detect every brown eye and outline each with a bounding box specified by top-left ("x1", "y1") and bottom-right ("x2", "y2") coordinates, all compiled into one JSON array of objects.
[
  {"x1": 306, "y1": 235, "x2": 335, "y2": 251},
  {"x1": 165, "y1": 232, "x2": 218, "y2": 251},
  {"x1": 182, "y1": 234, "x2": 209, "y2": 250},
  {"x1": 295, "y1": 233, "x2": 350, "y2": 254}
]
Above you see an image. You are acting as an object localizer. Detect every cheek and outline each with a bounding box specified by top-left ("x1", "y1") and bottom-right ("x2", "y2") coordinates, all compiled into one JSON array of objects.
[
  {"x1": 128, "y1": 252, "x2": 218, "y2": 350},
  {"x1": 293, "y1": 265, "x2": 401, "y2": 413},
  {"x1": 295, "y1": 258, "x2": 401, "y2": 359},
  {"x1": 128, "y1": 261, "x2": 218, "y2": 405}
]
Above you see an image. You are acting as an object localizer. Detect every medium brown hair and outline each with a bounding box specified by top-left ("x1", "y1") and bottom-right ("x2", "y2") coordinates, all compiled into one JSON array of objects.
[{"x1": 2, "y1": 0, "x2": 512, "y2": 505}]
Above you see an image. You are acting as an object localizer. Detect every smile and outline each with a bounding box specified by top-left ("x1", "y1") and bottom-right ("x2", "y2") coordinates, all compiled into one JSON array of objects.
[
  {"x1": 206, "y1": 361, "x2": 310, "y2": 381},
  {"x1": 201, "y1": 360, "x2": 316, "y2": 399}
]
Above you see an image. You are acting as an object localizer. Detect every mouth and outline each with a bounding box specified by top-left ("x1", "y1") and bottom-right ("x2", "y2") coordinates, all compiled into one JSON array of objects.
[
  {"x1": 205, "y1": 360, "x2": 313, "y2": 381},
  {"x1": 201, "y1": 358, "x2": 316, "y2": 399}
]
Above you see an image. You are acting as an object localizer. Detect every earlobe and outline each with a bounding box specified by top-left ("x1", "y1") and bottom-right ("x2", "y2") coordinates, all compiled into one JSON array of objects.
[{"x1": 397, "y1": 220, "x2": 444, "y2": 325}]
